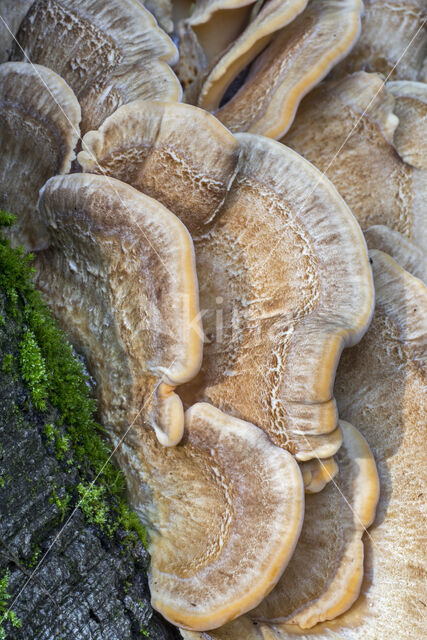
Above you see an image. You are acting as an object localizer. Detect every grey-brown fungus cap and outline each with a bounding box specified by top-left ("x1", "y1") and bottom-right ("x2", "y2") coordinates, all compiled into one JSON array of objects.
[
  {"x1": 387, "y1": 80, "x2": 427, "y2": 169},
  {"x1": 180, "y1": 617, "x2": 263, "y2": 640},
  {"x1": 35, "y1": 173, "x2": 203, "y2": 446},
  {"x1": 282, "y1": 72, "x2": 427, "y2": 248},
  {"x1": 116, "y1": 402, "x2": 304, "y2": 630},
  {"x1": 179, "y1": 422, "x2": 379, "y2": 637},
  {"x1": 334, "y1": 0, "x2": 427, "y2": 82},
  {"x1": 174, "y1": 0, "x2": 260, "y2": 90},
  {"x1": 34, "y1": 171, "x2": 305, "y2": 629},
  {"x1": 251, "y1": 421, "x2": 379, "y2": 629},
  {"x1": 179, "y1": 0, "x2": 308, "y2": 103},
  {"x1": 79, "y1": 101, "x2": 374, "y2": 461},
  {"x1": 238, "y1": 253, "x2": 426, "y2": 640},
  {"x1": 303, "y1": 250, "x2": 427, "y2": 640},
  {"x1": 214, "y1": 0, "x2": 363, "y2": 138},
  {"x1": 365, "y1": 225, "x2": 427, "y2": 283},
  {"x1": 10, "y1": 0, "x2": 181, "y2": 134},
  {"x1": 247, "y1": 253, "x2": 426, "y2": 639},
  {"x1": 79, "y1": 100, "x2": 241, "y2": 236},
  {"x1": 0, "y1": 61, "x2": 80, "y2": 250},
  {"x1": 0, "y1": 0, "x2": 33, "y2": 62}
]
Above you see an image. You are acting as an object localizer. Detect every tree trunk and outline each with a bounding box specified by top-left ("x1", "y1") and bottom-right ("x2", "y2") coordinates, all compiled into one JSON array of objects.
[{"x1": 0, "y1": 290, "x2": 180, "y2": 640}]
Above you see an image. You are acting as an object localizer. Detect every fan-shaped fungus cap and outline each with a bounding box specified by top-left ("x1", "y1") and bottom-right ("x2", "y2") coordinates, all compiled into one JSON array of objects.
[
  {"x1": 180, "y1": 617, "x2": 263, "y2": 640},
  {"x1": 0, "y1": 61, "x2": 80, "y2": 250},
  {"x1": 184, "y1": 0, "x2": 308, "y2": 108},
  {"x1": 334, "y1": 0, "x2": 427, "y2": 82},
  {"x1": 79, "y1": 100, "x2": 241, "y2": 236},
  {"x1": 300, "y1": 457, "x2": 338, "y2": 494},
  {"x1": 365, "y1": 225, "x2": 427, "y2": 283},
  {"x1": 10, "y1": 0, "x2": 180, "y2": 134},
  {"x1": 79, "y1": 101, "x2": 374, "y2": 461},
  {"x1": 387, "y1": 81, "x2": 427, "y2": 169},
  {"x1": 141, "y1": 0, "x2": 174, "y2": 33},
  {"x1": 35, "y1": 173, "x2": 203, "y2": 446},
  {"x1": 286, "y1": 250, "x2": 427, "y2": 639},
  {"x1": 180, "y1": 421, "x2": 379, "y2": 637},
  {"x1": 215, "y1": 0, "x2": 363, "y2": 138},
  {"x1": 174, "y1": 0, "x2": 258, "y2": 89},
  {"x1": 115, "y1": 402, "x2": 304, "y2": 630},
  {"x1": 251, "y1": 421, "x2": 379, "y2": 629},
  {"x1": 0, "y1": 0, "x2": 33, "y2": 62},
  {"x1": 282, "y1": 72, "x2": 427, "y2": 247},
  {"x1": 246, "y1": 253, "x2": 426, "y2": 640}
]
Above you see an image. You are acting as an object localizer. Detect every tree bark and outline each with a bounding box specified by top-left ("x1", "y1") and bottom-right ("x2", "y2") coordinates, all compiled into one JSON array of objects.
[{"x1": 0, "y1": 292, "x2": 180, "y2": 640}]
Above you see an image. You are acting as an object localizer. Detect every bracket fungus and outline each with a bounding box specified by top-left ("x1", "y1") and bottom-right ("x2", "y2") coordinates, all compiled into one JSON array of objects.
[
  {"x1": 175, "y1": 0, "x2": 259, "y2": 88},
  {"x1": 213, "y1": 0, "x2": 363, "y2": 138},
  {"x1": 116, "y1": 402, "x2": 304, "y2": 630},
  {"x1": 179, "y1": 421, "x2": 379, "y2": 637},
  {"x1": 0, "y1": 61, "x2": 80, "y2": 250},
  {"x1": 9, "y1": 0, "x2": 181, "y2": 134},
  {"x1": 334, "y1": 0, "x2": 427, "y2": 82},
  {"x1": 0, "y1": 0, "x2": 34, "y2": 62},
  {"x1": 79, "y1": 100, "x2": 241, "y2": 236},
  {"x1": 300, "y1": 457, "x2": 338, "y2": 494},
  {"x1": 141, "y1": 0, "x2": 174, "y2": 34},
  {"x1": 321, "y1": 250, "x2": 427, "y2": 640},
  {"x1": 171, "y1": 0, "x2": 288, "y2": 84},
  {"x1": 79, "y1": 100, "x2": 374, "y2": 462},
  {"x1": 179, "y1": 0, "x2": 309, "y2": 105},
  {"x1": 250, "y1": 421, "x2": 379, "y2": 629},
  {"x1": 365, "y1": 225, "x2": 427, "y2": 283},
  {"x1": 180, "y1": 617, "x2": 263, "y2": 640},
  {"x1": 282, "y1": 71, "x2": 427, "y2": 246},
  {"x1": 35, "y1": 172, "x2": 203, "y2": 446},
  {"x1": 387, "y1": 80, "x2": 427, "y2": 170},
  {"x1": 32, "y1": 174, "x2": 305, "y2": 627},
  {"x1": 2, "y1": 1, "x2": 425, "y2": 634}
]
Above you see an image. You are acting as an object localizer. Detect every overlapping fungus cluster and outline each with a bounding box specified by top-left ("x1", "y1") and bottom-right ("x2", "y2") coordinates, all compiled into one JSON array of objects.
[{"x1": 0, "y1": 1, "x2": 425, "y2": 638}]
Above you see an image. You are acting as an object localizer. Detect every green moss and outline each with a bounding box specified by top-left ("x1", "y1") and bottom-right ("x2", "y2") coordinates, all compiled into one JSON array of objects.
[
  {"x1": 50, "y1": 485, "x2": 71, "y2": 523},
  {"x1": 27, "y1": 545, "x2": 41, "y2": 569},
  {"x1": 19, "y1": 330, "x2": 48, "y2": 410},
  {"x1": 1, "y1": 354, "x2": 13, "y2": 376},
  {"x1": 43, "y1": 423, "x2": 55, "y2": 446},
  {"x1": 0, "y1": 212, "x2": 34, "y2": 315},
  {"x1": 43, "y1": 424, "x2": 70, "y2": 461},
  {"x1": 55, "y1": 434, "x2": 70, "y2": 461},
  {"x1": 115, "y1": 504, "x2": 147, "y2": 548},
  {"x1": 0, "y1": 570, "x2": 22, "y2": 640},
  {"x1": 77, "y1": 483, "x2": 111, "y2": 531},
  {"x1": 0, "y1": 213, "x2": 146, "y2": 545}
]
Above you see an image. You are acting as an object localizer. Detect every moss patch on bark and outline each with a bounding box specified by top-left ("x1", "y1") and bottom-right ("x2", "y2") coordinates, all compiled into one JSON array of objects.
[{"x1": 0, "y1": 214, "x2": 178, "y2": 639}]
